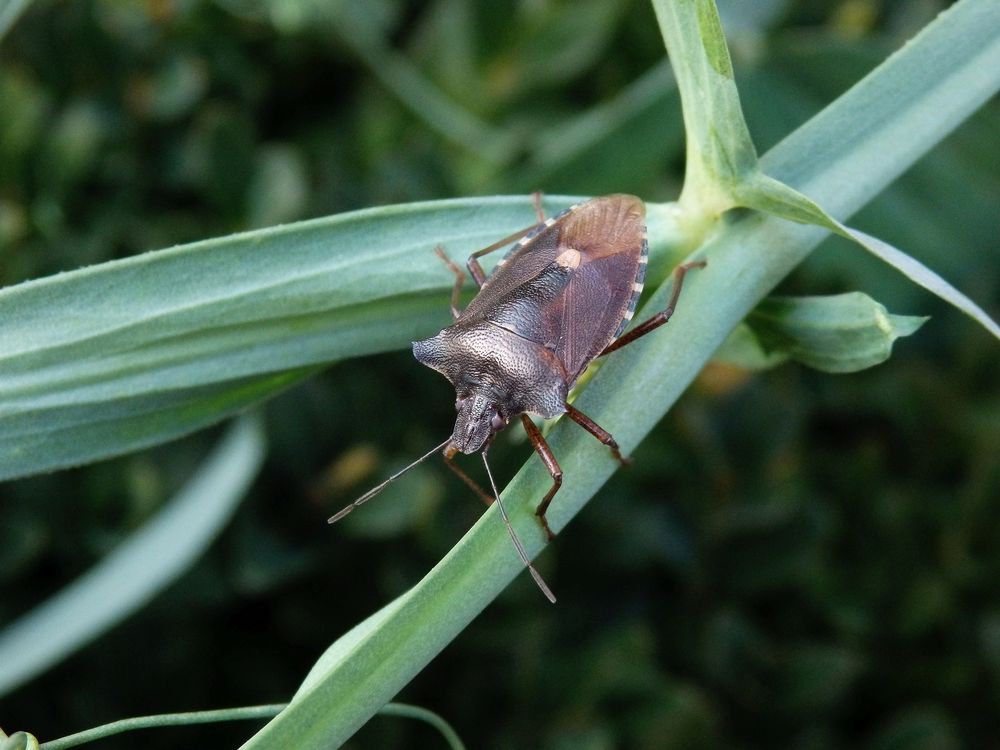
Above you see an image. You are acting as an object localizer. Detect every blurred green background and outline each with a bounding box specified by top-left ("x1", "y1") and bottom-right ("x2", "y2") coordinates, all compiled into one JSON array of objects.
[{"x1": 1, "y1": 0, "x2": 998, "y2": 748}]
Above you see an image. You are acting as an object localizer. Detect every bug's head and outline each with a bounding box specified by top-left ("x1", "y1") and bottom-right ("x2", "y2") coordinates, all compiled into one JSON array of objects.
[
  {"x1": 413, "y1": 331, "x2": 508, "y2": 454},
  {"x1": 451, "y1": 392, "x2": 507, "y2": 454}
]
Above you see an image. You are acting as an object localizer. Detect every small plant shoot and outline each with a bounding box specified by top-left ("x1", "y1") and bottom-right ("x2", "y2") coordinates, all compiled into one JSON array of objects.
[{"x1": 329, "y1": 194, "x2": 703, "y2": 601}]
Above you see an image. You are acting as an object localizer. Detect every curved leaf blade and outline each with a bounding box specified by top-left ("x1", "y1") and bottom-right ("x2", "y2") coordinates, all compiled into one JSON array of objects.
[
  {"x1": 738, "y1": 172, "x2": 1000, "y2": 341},
  {"x1": 0, "y1": 415, "x2": 266, "y2": 696},
  {"x1": 0, "y1": 198, "x2": 568, "y2": 480}
]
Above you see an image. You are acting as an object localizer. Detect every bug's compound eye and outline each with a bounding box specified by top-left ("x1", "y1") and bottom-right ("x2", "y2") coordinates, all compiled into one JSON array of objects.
[
  {"x1": 455, "y1": 396, "x2": 469, "y2": 411},
  {"x1": 490, "y1": 412, "x2": 506, "y2": 432}
]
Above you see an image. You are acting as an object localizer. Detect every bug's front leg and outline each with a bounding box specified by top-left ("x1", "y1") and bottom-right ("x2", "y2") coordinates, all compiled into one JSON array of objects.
[
  {"x1": 521, "y1": 414, "x2": 562, "y2": 542},
  {"x1": 442, "y1": 443, "x2": 494, "y2": 507}
]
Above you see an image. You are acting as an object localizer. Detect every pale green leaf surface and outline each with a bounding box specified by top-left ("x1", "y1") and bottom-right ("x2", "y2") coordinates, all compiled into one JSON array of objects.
[
  {"x1": 0, "y1": 415, "x2": 265, "y2": 697},
  {"x1": 739, "y1": 171, "x2": 1000, "y2": 341},
  {"x1": 748, "y1": 293, "x2": 927, "y2": 373},
  {"x1": 711, "y1": 322, "x2": 788, "y2": 371},
  {"x1": 244, "y1": 2, "x2": 1000, "y2": 746},
  {"x1": 0, "y1": 198, "x2": 576, "y2": 480}
]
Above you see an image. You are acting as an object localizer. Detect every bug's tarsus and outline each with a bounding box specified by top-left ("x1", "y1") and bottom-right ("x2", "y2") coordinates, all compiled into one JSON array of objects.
[
  {"x1": 328, "y1": 437, "x2": 453, "y2": 525},
  {"x1": 482, "y1": 450, "x2": 557, "y2": 604},
  {"x1": 564, "y1": 403, "x2": 631, "y2": 466},
  {"x1": 520, "y1": 414, "x2": 562, "y2": 542},
  {"x1": 600, "y1": 260, "x2": 707, "y2": 357}
]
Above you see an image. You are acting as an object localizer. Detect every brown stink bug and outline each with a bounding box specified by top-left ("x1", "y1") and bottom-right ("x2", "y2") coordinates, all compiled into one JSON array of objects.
[{"x1": 330, "y1": 194, "x2": 703, "y2": 601}]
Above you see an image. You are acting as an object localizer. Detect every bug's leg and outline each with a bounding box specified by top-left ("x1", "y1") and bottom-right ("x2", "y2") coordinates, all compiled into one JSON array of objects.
[
  {"x1": 599, "y1": 260, "x2": 706, "y2": 357},
  {"x1": 442, "y1": 444, "x2": 494, "y2": 507},
  {"x1": 433, "y1": 246, "x2": 467, "y2": 320},
  {"x1": 464, "y1": 223, "x2": 539, "y2": 287},
  {"x1": 532, "y1": 191, "x2": 545, "y2": 223},
  {"x1": 465, "y1": 196, "x2": 548, "y2": 287},
  {"x1": 521, "y1": 414, "x2": 562, "y2": 542},
  {"x1": 563, "y1": 404, "x2": 630, "y2": 466}
]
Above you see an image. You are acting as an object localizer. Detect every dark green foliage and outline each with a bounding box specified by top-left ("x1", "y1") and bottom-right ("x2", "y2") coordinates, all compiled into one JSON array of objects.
[{"x1": 1, "y1": 1, "x2": 998, "y2": 748}]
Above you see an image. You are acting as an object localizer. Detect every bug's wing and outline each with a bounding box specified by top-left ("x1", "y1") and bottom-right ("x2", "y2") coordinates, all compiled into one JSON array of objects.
[
  {"x1": 457, "y1": 220, "x2": 565, "y2": 326},
  {"x1": 550, "y1": 195, "x2": 647, "y2": 383}
]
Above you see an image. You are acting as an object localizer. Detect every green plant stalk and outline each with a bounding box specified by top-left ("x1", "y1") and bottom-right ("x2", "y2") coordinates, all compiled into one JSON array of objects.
[
  {"x1": 651, "y1": 0, "x2": 756, "y2": 222},
  {"x1": 244, "y1": 1, "x2": 1000, "y2": 747},
  {"x1": 30, "y1": 701, "x2": 462, "y2": 750},
  {"x1": 39, "y1": 705, "x2": 286, "y2": 750}
]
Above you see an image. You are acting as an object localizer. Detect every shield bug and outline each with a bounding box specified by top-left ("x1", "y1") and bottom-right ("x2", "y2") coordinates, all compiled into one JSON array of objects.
[{"x1": 330, "y1": 194, "x2": 703, "y2": 602}]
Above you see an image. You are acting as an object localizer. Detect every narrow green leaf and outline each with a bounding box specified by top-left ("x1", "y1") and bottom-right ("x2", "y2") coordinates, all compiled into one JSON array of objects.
[
  {"x1": 747, "y1": 293, "x2": 927, "y2": 373},
  {"x1": 0, "y1": 416, "x2": 265, "y2": 697},
  {"x1": 738, "y1": 171, "x2": 1000, "y2": 342},
  {"x1": 844, "y1": 226, "x2": 1000, "y2": 341},
  {"x1": 0, "y1": 367, "x2": 309, "y2": 482},
  {"x1": 0, "y1": 197, "x2": 569, "y2": 480}
]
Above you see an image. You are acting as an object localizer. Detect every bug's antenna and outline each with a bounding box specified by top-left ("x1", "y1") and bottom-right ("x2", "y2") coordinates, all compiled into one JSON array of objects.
[
  {"x1": 482, "y1": 450, "x2": 557, "y2": 604},
  {"x1": 328, "y1": 437, "x2": 453, "y2": 524}
]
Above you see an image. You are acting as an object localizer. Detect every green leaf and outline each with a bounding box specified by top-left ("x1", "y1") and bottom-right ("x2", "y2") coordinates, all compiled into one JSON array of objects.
[
  {"x1": 747, "y1": 293, "x2": 927, "y2": 373},
  {"x1": 0, "y1": 197, "x2": 567, "y2": 480},
  {"x1": 0, "y1": 416, "x2": 265, "y2": 697},
  {"x1": 737, "y1": 171, "x2": 1000, "y2": 342}
]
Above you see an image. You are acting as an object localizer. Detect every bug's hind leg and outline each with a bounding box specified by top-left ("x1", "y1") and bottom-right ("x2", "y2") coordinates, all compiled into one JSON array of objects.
[
  {"x1": 521, "y1": 414, "x2": 562, "y2": 542},
  {"x1": 532, "y1": 191, "x2": 545, "y2": 223},
  {"x1": 599, "y1": 260, "x2": 706, "y2": 356},
  {"x1": 436, "y1": 195, "x2": 546, "y2": 309},
  {"x1": 464, "y1": 195, "x2": 547, "y2": 286},
  {"x1": 434, "y1": 246, "x2": 468, "y2": 320},
  {"x1": 564, "y1": 404, "x2": 630, "y2": 466}
]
